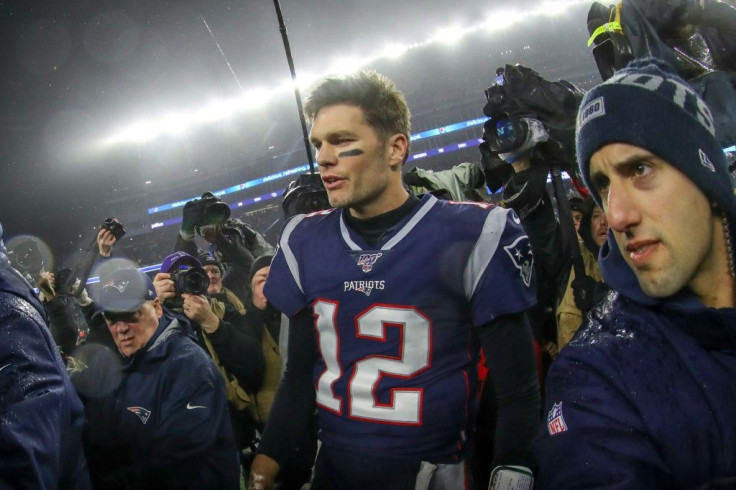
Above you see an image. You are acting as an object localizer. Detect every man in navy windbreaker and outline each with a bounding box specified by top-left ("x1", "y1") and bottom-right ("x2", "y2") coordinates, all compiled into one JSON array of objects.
[
  {"x1": 0, "y1": 224, "x2": 91, "y2": 489},
  {"x1": 72, "y1": 265, "x2": 239, "y2": 489},
  {"x1": 533, "y1": 58, "x2": 736, "y2": 488}
]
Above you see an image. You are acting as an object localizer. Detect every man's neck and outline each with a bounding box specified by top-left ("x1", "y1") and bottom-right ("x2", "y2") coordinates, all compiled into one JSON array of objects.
[
  {"x1": 692, "y1": 216, "x2": 735, "y2": 308},
  {"x1": 348, "y1": 185, "x2": 410, "y2": 220},
  {"x1": 345, "y1": 193, "x2": 420, "y2": 247}
]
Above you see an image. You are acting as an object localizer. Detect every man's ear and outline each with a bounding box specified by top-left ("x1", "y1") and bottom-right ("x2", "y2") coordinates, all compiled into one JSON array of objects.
[
  {"x1": 386, "y1": 133, "x2": 409, "y2": 168},
  {"x1": 152, "y1": 298, "x2": 164, "y2": 319}
]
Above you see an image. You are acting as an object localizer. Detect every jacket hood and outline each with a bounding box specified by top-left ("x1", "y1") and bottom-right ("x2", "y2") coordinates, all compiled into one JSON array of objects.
[{"x1": 598, "y1": 217, "x2": 736, "y2": 312}]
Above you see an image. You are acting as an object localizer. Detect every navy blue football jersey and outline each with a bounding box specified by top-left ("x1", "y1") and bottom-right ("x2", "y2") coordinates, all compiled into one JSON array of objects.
[{"x1": 264, "y1": 194, "x2": 536, "y2": 460}]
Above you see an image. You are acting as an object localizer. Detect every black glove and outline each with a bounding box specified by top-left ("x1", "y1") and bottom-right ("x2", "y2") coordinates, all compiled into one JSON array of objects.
[
  {"x1": 181, "y1": 199, "x2": 205, "y2": 236},
  {"x1": 403, "y1": 168, "x2": 433, "y2": 188},
  {"x1": 501, "y1": 166, "x2": 549, "y2": 220},
  {"x1": 572, "y1": 275, "x2": 608, "y2": 312},
  {"x1": 479, "y1": 141, "x2": 514, "y2": 192}
]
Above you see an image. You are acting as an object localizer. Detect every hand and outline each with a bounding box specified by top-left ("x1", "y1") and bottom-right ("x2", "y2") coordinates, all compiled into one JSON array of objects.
[
  {"x1": 153, "y1": 273, "x2": 177, "y2": 301},
  {"x1": 543, "y1": 341, "x2": 558, "y2": 360},
  {"x1": 38, "y1": 269, "x2": 56, "y2": 300},
  {"x1": 403, "y1": 169, "x2": 432, "y2": 188},
  {"x1": 181, "y1": 293, "x2": 220, "y2": 333},
  {"x1": 97, "y1": 228, "x2": 117, "y2": 257},
  {"x1": 479, "y1": 141, "x2": 514, "y2": 193},
  {"x1": 572, "y1": 275, "x2": 598, "y2": 312},
  {"x1": 181, "y1": 199, "x2": 205, "y2": 235},
  {"x1": 247, "y1": 455, "x2": 279, "y2": 490},
  {"x1": 77, "y1": 288, "x2": 93, "y2": 307},
  {"x1": 500, "y1": 166, "x2": 549, "y2": 220}
]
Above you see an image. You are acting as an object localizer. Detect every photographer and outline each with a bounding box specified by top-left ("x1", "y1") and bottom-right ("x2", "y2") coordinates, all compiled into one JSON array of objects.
[
  {"x1": 556, "y1": 198, "x2": 610, "y2": 350},
  {"x1": 153, "y1": 251, "x2": 267, "y2": 479},
  {"x1": 175, "y1": 192, "x2": 273, "y2": 303},
  {"x1": 479, "y1": 65, "x2": 586, "y2": 354},
  {"x1": 38, "y1": 222, "x2": 121, "y2": 360}
]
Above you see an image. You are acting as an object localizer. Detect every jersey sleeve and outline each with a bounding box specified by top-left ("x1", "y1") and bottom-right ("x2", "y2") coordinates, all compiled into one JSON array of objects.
[
  {"x1": 263, "y1": 215, "x2": 310, "y2": 316},
  {"x1": 466, "y1": 206, "x2": 537, "y2": 325}
]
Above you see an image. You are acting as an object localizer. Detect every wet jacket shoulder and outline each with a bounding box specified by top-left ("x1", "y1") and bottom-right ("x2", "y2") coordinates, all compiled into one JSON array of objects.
[
  {"x1": 0, "y1": 252, "x2": 91, "y2": 489},
  {"x1": 534, "y1": 291, "x2": 736, "y2": 489},
  {"x1": 73, "y1": 317, "x2": 238, "y2": 489}
]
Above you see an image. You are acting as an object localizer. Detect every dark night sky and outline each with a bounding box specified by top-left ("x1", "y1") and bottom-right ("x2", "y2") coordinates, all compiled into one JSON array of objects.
[{"x1": 0, "y1": 0, "x2": 599, "y2": 263}]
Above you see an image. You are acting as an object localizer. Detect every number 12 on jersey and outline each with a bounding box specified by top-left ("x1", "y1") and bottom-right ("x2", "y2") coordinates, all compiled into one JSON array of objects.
[{"x1": 313, "y1": 300, "x2": 432, "y2": 425}]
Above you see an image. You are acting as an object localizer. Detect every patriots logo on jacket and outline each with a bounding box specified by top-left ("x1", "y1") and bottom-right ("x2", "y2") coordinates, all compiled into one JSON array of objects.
[
  {"x1": 127, "y1": 406, "x2": 152, "y2": 424},
  {"x1": 354, "y1": 252, "x2": 383, "y2": 273},
  {"x1": 547, "y1": 402, "x2": 568, "y2": 435},
  {"x1": 503, "y1": 235, "x2": 534, "y2": 287}
]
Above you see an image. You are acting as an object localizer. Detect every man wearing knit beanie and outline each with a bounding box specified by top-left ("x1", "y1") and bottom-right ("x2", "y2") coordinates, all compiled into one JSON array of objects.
[{"x1": 534, "y1": 58, "x2": 736, "y2": 488}]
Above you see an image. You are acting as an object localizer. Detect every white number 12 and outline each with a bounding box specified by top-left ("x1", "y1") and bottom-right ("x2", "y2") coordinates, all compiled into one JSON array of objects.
[{"x1": 313, "y1": 300, "x2": 431, "y2": 425}]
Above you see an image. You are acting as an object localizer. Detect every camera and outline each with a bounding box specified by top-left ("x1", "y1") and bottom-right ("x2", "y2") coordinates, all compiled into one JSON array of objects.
[
  {"x1": 170, "y1": 267, "x2": 209, "y2": 295},
  {"x1": 9, "y1": 238, "x2": 43, "y2": 274},
  {"x1": 480, "y1": 64, "x2": 584, "y2": 176},
  {"x1": 282, "y1": 173, "x2": 330, "y2": 219},
  {"x1": 198, "y1": 192, "x2": 231, "y2": 228},
  {"x1": 483, "y1": 115, "x2": 530, "y2": 154},
  {"x1": 101, "y1": 217, "x2": 126, "y2": 241}
]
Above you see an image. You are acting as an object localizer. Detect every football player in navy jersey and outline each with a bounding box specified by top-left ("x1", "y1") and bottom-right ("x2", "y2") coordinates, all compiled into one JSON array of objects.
[{"x1": 249, "y1": 71, "x2": 540, "y2": 490}]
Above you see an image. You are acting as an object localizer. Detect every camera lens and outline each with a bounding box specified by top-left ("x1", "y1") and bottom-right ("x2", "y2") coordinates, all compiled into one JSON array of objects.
[
  {"x1": 203, "y1": 200, "x2": 230, "y2": 226},
  {"x1": 495, "y1": 119, "x2": 516, "y2": 145},
  {"x1": 173, "y1": 268, "x2": 210, "y2": 295}
]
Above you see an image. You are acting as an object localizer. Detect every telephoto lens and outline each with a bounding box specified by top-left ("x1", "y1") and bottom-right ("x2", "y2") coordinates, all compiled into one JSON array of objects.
[{"x1": 203, "y1": 199, "x2": 231, "y2": 226}]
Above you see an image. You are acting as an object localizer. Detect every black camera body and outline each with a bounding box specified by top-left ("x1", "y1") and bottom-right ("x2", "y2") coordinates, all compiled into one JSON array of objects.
[
  {"x1": 282, "y1": 173, "x2": 330, "y2": 219},
  {"x1": 195, "y1": 192, "x2": 231, "y2": 229},
  {"x1": 170, "y1": 267, "x2": 209, "y2": 295},
  {"x1": 481, "y1": 64, "x2": 585, "y2": 176},
  {"x1": 102, "y1": 217, "x2": 126, "y2": 241}
]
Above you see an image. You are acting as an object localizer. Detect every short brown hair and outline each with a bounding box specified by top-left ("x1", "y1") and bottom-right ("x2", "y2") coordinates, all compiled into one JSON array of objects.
[{"x1": 304, "y1": 71, "x2": 411, "y2": 162}]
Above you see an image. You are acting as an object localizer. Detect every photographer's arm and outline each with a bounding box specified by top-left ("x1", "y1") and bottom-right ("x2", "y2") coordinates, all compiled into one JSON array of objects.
[{"x1": 182, "y1": 293, "x2": 266, "y2": 391}]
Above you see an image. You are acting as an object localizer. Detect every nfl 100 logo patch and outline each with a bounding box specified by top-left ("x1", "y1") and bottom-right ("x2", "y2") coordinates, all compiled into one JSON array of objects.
[
  {"x1": 355, "y1": 252, "x2": 383, "y2": 273},
  {"x1": 547, "y1": 401, "x2": 568, "y2": 435}
]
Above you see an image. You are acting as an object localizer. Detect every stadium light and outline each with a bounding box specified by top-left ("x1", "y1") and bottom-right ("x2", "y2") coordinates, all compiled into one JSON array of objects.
[{"x1": 100, "y1": 0, "x2": 590, "y2": 147}]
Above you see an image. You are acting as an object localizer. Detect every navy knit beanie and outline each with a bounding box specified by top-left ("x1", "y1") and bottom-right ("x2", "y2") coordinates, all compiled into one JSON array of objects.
[{"x1": 577, "y1": 58, "x2": 735, "y2": 221}]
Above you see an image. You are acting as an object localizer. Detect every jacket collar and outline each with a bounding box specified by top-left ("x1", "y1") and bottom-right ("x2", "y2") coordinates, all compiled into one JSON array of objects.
[{"x1": 124, "y1": 316, "x2": 182, "y2": 368}]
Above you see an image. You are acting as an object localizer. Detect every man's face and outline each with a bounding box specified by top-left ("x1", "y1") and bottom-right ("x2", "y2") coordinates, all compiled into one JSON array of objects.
[
  {"x1": 203, "y1": 264, "x2": 222, "y2": 294},
  {"x1": 310, "y1": 104, "x2": 405, "y2": 219},
  {"x1": 590, "y1": 205, "x2": 609, "y2": 248},
  {"x1": 571, "y1": 210, "x2": 583, "y2": 232},
  {"x1": 104, "y1": 299, "x2": 162, "y2": 357},
  {"x1": 590, "y1": 143, "x2": 719, "y2": 299}
]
